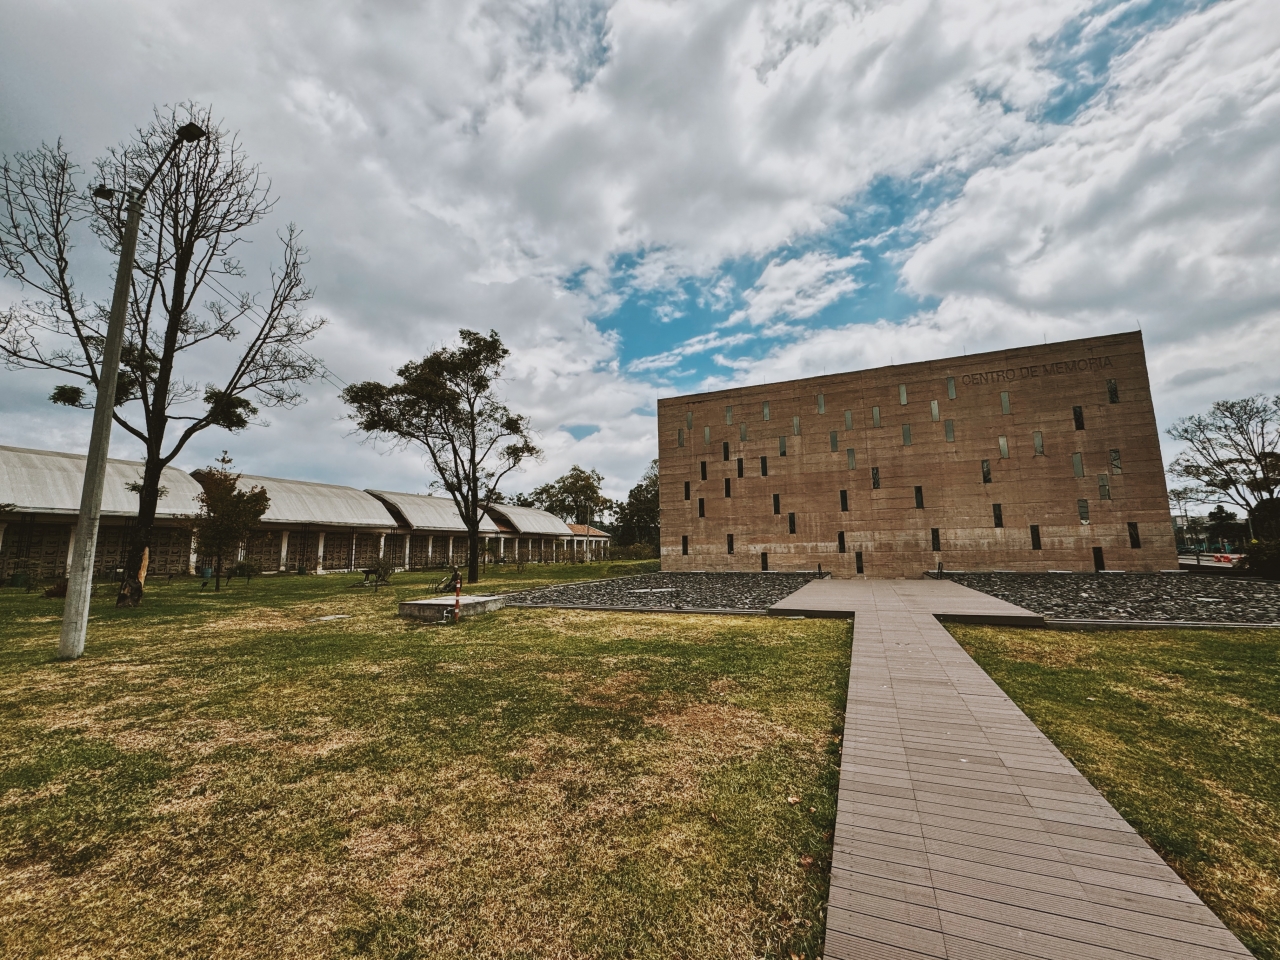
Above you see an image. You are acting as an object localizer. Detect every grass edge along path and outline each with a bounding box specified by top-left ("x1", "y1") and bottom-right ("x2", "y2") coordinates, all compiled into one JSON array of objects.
[
  {"x1": 0, "y1": 567, "x2": 848, "y2": 960},
  {"x1": 949, "y1": 624, "x2": 1279, "y2": 960}
]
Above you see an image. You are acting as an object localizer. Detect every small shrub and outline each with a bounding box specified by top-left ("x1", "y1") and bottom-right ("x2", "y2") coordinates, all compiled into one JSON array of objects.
[
  {"x1": 1242, "y1": 539, "x2": 1280, "y2": 580},
  {"x1": 44, "y1": 578, "x2": 68, "y2": 599}
]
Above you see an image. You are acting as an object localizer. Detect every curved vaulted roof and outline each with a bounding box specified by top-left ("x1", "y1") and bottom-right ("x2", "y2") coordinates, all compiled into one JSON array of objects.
[
  {"x1": 235, "y1": 474, "x2": 396, "y2": 528},
  {"x1": 0, "y1": 445, "x2": 203, "y2": 518},
  {"x1": 486, "y1": 504, "x2": 574, "y2": 536},
  {"x1": 366, "y1": 490, "x2": 500, "y2": 534}
]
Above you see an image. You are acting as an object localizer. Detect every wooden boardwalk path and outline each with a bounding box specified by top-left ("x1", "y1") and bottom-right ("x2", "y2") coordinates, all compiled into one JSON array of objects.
[{"x1": 770, "y1": 579, "x2": 1252, "y2": 960}]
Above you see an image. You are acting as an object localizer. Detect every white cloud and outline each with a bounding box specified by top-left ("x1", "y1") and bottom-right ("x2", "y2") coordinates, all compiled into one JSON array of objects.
[{"x1": 724, "y1": 250, "x2": 865, "y2": 328}]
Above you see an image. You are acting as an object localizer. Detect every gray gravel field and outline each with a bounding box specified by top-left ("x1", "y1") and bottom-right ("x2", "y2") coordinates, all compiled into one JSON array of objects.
[
  {"x1": 952, "y1": 572, "x2": 1280, "y2": 624},
  {"x1": 509, "y1": 572, "x2": 817, "y2": 611}
]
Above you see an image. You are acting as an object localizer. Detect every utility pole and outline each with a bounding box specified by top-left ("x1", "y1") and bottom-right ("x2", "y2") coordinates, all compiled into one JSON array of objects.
[
  {"x1": 58, "y1": 190, "x2": 142, "y2": 660},
  {"x1": 57, "y1": 121, "x2": 206, "y2": 660}
]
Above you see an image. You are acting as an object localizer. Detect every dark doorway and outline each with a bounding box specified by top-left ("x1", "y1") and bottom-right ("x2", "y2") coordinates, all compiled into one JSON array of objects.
[{"x1": 1092, "y1": 546, "x2": 1105, "y2": 571}]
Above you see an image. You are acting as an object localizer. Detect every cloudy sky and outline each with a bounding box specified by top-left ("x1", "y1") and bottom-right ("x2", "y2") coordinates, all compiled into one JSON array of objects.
[{"x1": 1, "y1": 0, "x2": 1277, "y2": 501}]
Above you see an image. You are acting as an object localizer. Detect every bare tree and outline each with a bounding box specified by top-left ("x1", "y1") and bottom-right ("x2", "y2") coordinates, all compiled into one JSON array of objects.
[
  {"x1": 342, "y1": 329, "x2": 540, "y2": 584},
  {"x1": 0, "y1": 103, "x2": 325, "y2": 606},
  {"x1": 1167, "y1": 395, "x2": 1280, "y2": 538}
]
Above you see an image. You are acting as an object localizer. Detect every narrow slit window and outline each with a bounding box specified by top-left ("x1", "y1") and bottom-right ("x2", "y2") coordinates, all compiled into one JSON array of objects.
[
  {"x1": 914, "y1": 486, "x2": 924, "y2": 509},
  {"x1": 899, "y1": 384, "x2": 908, "y2": 405},
  {"x1": 1000, "y1": 391, "x2": 1011, "y2": 416},
  {"x1": 722, "y1": 441, "x2": 730, "y2": 462},
  {"x1": 1093, "y1": 546, "x2": 1105, "y2": 571},
  {"x1": 727, "y1": 534, "x2": 734, "y2": 555},
  {"x1": 931, "y1": 399, "x2": 939, "y2": 422},
  {"x1": 1033, "y1": 431, "x2": 1044, "y2": 456},
  {"x1": 902, "y1": 424, "x2": 912, "y2": 446},
  {"x1": 872, "y1": 405, "x2": 881, "y2": 428},
  {"x1": 725, "y1": 405, "x2": 733, "y2": 425},
  {"x1": 1078, "y1": 498, "x2": 1090, "y2": 522},
  {"x1": 1128, "y1": 522, "x2": 1142, "y2": 549},
  {"x1": 944, "y1": 420, "x2": 954, "y2": 443},
  {"x1": 681, "y1": 535, "x2": 688, "y2": 555},
  {"x1": 677, "y1": 428, "x2": 684, "y2": 447},
  {"x1": 698, "y1": 498, "x2": 705, "y2": 518},
  {"x1": 839, "y1": 490, "x2": 849, "y2": 512},
  {"x1": 837, "y1": 532, "x2": 847, "y2": 553},
  {"x1": 760, "y1": 456, "x2": 768, "y2": 477},
  {"x1": 930, "y1": 528, "x2": 941, "y2": 551},
  {"x1": 788, "y1": 512, "x2": 796, "y2": 535},
  {"x1": 724, "y1": 478, "x2": 732, "y2": 498},
  {"x1": 847, "y1": 448, "x2": 856, "y2": 470},
  {"x1": 772, "y1": 493, "x2": 781, "y2": 515},
  {"x1": 855, "y1": 550, "x2": 864, "y2": 574},
  {"x1": 993, "y1": 503, "x2": 1003, "y2": 528},
  {"x1": 700, "y1": 461, "x2": 707, "y2": 481},
  {"x1": 1110, "y1": 449, "x2": 1122, "y2": 474},
  {"x1": 817, "y1": 393, "x2": 825, "y2": 414},
  {"x1": 1098, "y1": 474, "x2": 1110, "y2": 500},
  {"x1": 704, "y1": 426, "x2": 711, "y2": 445},
  {"x1": 762, "y1": 401, "x2": 770, "y2": 421},
  {"x1": 779, "y1": 436, "x2": 787, "y2": 457},
  {"x1": 683, "y1": 481, "x2": 690, "y2": 501},
  {"x1": 1108, "y1": 379, "x2": 1120, "y2": 404},
  {"x1": 761, "y1": 552, "x2": 769, "y2": 571},
  {"x1": 792, "y1": 415, "x2": 801, "y2": 436},
  {"x1": 830, "y1": 430, "x2": 839, "y2": 452},
  {"x1": 736, "y1": 457, "x2": 744, "y2": 478},
  {"x1": 1072, "y1": 452, "x2": 1083, "y2": 477},
  {"x1": 844, "y1": 409, "x2": 853, "y2": 430},
  {"x1": 981, "y1": 459, "x2": 992, "y2": 483},
  {"x1": 947, "y1": 376, "x2": 956, "y2": 400},
  {"x1": 998, "y1": 436, "x2": 1009, "y2": 459},
  {"x1": 871, "y1": 466, "x2": 881, "y2": 490},
  {"x1": 1030, "y1": 524, "x2": 1042, "y2": 550},
  {"x1": 739, "y1": 423, "x2": 748, "y2": 442},
  {"x1": 1073, "y1": 406, "x2": 1085, "y2": 430},
  {"x1": 686, "y1": 412, "x2": 693, "y2": 429}
]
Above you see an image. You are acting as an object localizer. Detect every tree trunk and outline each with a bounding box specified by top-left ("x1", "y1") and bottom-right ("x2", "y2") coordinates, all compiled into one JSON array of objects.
[
  {"x1": 467, "y1": 527, "x2": 480, "y2": 584},
  {"x1": 117, "y1": 455, "x2": 165, "y2": 607}
]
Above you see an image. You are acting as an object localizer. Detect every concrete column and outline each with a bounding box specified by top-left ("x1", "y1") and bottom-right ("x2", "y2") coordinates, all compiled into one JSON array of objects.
[
  {"x1": 279, "y1": 530, "x2": 290, "y2": 572},
  {"x1": 403, "y1": 533, "x2": 411, "y2": 570},
  {"x1": 498, "y1": 537, "x2": 505, "y2": 559},
  {"x1": 66, "y1": 525, "x2": 77, "y2": 574},
  {"x1": 427, "y1": 535, "x2": 433, "y2": 566},
  {"x1": 316, "y1": 531, "x2": 326, "y2": 574},
  {"x1": 349, "y1": 531, "x2": 356, "y2": 571},
  {"x1": 188, "y1": 535, "x2": 198, "y2": 576},
  {"x1": 378, "y1": 533, "x2": 386, "y2": 558},
  {"x1": 447, "y1": 536, "x2": 453, "y2": 564}
]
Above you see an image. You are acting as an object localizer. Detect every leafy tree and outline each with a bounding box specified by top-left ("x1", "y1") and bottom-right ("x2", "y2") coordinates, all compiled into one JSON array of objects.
[
  {"x1": 614, "y1": 459, "x2": 659, "y2": 548},
  {"x1": 1205, "y1": 506, "x2": 1245, "y2": 548},
  {"x1": 1167, "y1": 395, "x2": 1280, "y2": 538},
  {"x1": 342, "y1": 329, "x2": 540, "y2": 584},
  {"x1": 530, "y1": 465, "x2": 613, "y2": 528},
  {"x1": 190, "y1": 453, "x2": 270, "y2": 591},
  {"x1": 0, "y1": 103, "x2": 325, "y2": 608}
]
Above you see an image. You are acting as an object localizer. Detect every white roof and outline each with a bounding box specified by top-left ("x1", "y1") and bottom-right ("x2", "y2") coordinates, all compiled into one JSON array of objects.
[
  {"x1": 235, "y1": 474, "x2": 396, "y2": 528},
  {"x1": 0, "y1": 444, "x2": 203, "y2": 518},
  {"x1": 366, "y1": 490, "x2": 500, "y2": 534},
  {"x1": 485, "y1": 503, "x2": 574, "y2": 536}
]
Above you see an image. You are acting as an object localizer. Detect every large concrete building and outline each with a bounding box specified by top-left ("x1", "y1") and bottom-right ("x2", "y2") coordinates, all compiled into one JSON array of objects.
[{"x1": 657, "y1": 331, "x2": 1177, "y2": 576}]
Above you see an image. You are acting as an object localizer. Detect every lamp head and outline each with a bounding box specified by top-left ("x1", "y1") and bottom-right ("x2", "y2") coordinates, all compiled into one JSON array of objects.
[{"x1": 176, "y1": 122, "x2": 207, "y2": 143}]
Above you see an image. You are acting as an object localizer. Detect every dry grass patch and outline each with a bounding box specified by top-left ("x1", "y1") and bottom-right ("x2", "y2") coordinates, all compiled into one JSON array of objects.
[{"x1": 0, "y1": 569, "x2": 846, "y2": 960}]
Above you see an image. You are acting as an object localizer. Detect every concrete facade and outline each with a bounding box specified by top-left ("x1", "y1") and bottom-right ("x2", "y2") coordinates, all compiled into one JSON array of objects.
[{"x1": 658, "y1": 332, "x2": 1177, "y2": 577}]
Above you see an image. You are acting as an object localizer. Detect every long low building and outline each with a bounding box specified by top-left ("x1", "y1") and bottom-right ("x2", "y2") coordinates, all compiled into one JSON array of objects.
[
  {"x1": 657, "y1": 331, "x2": 1178, "y2": 576},
  {"x1": 0, "y1": 446, "x2": 603, "y2": 580},
  {"x1": 0, "y1": 445, "x2": 203, "y2": 580}
]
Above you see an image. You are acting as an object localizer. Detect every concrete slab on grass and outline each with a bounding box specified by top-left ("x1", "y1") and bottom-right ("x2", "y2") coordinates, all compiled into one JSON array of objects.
[{"x1": 399, "y1": 595, "x2": 505, "y2": 623}]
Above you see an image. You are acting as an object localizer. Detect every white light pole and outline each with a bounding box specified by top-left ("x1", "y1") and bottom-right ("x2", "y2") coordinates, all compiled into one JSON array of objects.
[{"x1": 58, "y1": 122, "x2": 207, "y2": 660}]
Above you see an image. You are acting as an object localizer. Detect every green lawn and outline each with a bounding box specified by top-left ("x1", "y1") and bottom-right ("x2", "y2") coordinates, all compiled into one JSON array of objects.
[
  {"x1": 949, "y1": 624, "x2": 1280, "y2": 960},
  {"x1": 0, "y1": 563, "x2": 848, "y2": 960}
]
